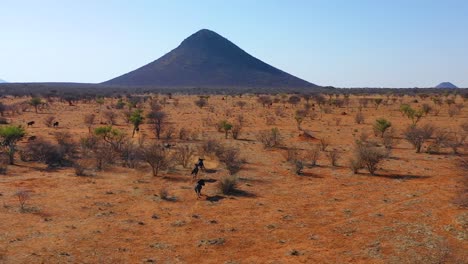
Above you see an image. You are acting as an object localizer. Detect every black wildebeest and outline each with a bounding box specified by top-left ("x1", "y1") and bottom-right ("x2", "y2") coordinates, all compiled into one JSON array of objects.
[
  {"x1": 197, "y1": 158, "x2": 205, "y2": 171},
  {"x1": 53, "y1": 121, "x2": 59, "y2": 127},
  {"x1": 27, "y1": 121, "x2": 35, "y2": 127},
  {"x1": 191, "y1": 164, "x2": 199, "y2": 180},
  {"x1": 194, "y1": 179, "x2": 206, "y2": 198}
]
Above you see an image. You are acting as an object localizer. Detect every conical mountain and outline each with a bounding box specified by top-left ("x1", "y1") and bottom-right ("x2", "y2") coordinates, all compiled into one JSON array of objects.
[
  {"x1": 103, "y1": 29, "x2": 317, "y2": 88},
  {"x1": 435, "y1": 82, "x2": 458, "y2": 89}
]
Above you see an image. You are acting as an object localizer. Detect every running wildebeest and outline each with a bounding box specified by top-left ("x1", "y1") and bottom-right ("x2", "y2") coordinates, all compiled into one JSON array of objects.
[
  {"x1": 197, "y1": 158, "x2": 205, "y2": 171},
  {"x1": 27, "y1": 121, "x2": 35, "y2": 127},
  {"x1": 191, "y1": 164, "x2": 199, "y2": 180},
  {"x1": 194, "y1": 179, "x2": 206, "y2": 198},
  {"x1": 53, "y1": 121, "x2": 59, "y2": 127}
]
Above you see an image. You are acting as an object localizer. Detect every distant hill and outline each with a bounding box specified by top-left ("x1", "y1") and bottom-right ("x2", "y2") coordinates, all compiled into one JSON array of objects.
[
  {"x1": 103, "y1": 29, "x2": 319, "y2": 89},
  {"x1": 0, "y1": 79, "x2": 6, "y2": 83},
  {"x1": 435, "y1": 82, "x2": 458, "y2": 89}
]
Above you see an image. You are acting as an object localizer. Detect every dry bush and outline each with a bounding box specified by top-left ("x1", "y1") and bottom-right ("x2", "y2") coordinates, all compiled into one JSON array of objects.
[
  {"x1": 236, "y1": 101, "x2": 247, "y2": 109},
  {"x1": 0, "y1": 154, "x2": 8, "y2": 174},
  {"x1": 103, "y1": 110, "x2": 118, "y2": 125},
  {"x1": 44, "y1": 116, "x2": 55, "y2": 127},
  {"x1": 274, "y1": 107, "x2": 285, "y2": 117},
  {"x1": 201, "y1": 139, "x2": 223, "y2": 157},
  {"x1": 319, "y1": 137, "x2": 330, "y2": 151},
  {"x1": 121, "y1": 110, "x2": 132, "y2": 124},
  {"x1": 323, "y1": 106, "x2": 332, "y2": 114},
  {"x1": 218, "y1": 175, "x2": 238, "y2": 195},
  {"x1": 294, "y1": 160, "x2": 304, "y2": 175},
  {"x1": 355, "y1": 111, "x2": 365, "y2": 124},
  {"x1": 351, "y1": 141, "x2": 389, "y2": 175},
  {"x1": 178, "y1": 127, "x2": 190, "y2": 140},
  {"x1": 285, "y1": 148, "x2": 299, "y2": 163},
  {"x1": 15, "y1": 190, "x2": 30, "y2": 212},
  {"x1": 448, "y1": 105, "x2": 460, "y2": 117},
  {"x1": 327, "y1": 149, "x2": 340, "y2": 167},
  {"x1": 382, "y1": 128, "x2": 398, "y2": 149},
  {"x1": 175, "y1": 144, "x2": 195, "y2": 168},
  {"x1": 334, "y1": 117, "x2": 342, "y2": 126},
  {"x1": 194, "y1": 98, "x2": 208, "y2": 108},
  {"x1": 21, "y1": 138, "x2": 71, "y2": 168},
  {"x1": 120, "y1": 141, "x2": 141, "y2": 168},
  {"x1": 265, "y1": 115, "x2": 276, "y2": 125},
  {"x1": 305, "y1": 145, "x2": 320, "y2": 166},
  {"x1": 159, "y1": 187, "x2": 170, "y2": 201},
  {"x1": 231, "y1": 122, "x2": 242, "y2": 139},
  {"x1": 83, "y1": 114, "x2": 95, "y2": 133},
  {"x1": 141, "y1": 143, "x2": 170, "y2": 176},
  {"x1": 73, "y1": 159, "x2": 93, "y2": 177},
  {"x1": 258, "y1": 127, "x2": 282, "y2": 148},
  {"x1": 453, "y1": 158, "x2": 467, "y2": 208},
  {"x1": 163, "y1": 126, "x2": 176, "y2": 140},
  {"x1": 404, "y1": 124, "x2": 435, "y2": 153},
  {"x1": 218, "y1": 147, "x2": 244, "y2": 175},
  {"x1": 444, "y1": 132, "x2": 466, "y2": 154}
]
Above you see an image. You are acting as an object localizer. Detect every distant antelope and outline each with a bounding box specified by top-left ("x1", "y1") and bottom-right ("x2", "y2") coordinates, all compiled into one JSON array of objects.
[
  {"x1": 27, "y1": 121, "x2": 35, "y2": 127},
  {"x1": 53, "y1": 121, "x2": 59, "y2": 127}
]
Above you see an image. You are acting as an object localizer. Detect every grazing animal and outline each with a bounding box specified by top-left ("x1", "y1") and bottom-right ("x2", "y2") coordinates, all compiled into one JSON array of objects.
[
  {"x1": 341, "y1": 112, "x2": 347, "y2": 115},
  {"x1": 194, "y1": 179, "x2": 206, "y2": 198},
  {"x1": 28, "y1": 136, "x2": 37, "y2": 141},
  {"x1": 191, "y1": 164, "x2": 199, "y2": 180},
  {"x1": 53, "y1": 121, "x2": 59, "y2": 127},
  {"x1": 27, "y1": 121, "x2": 35, "y2": 127},
  {"x1": 197, "y1": 158, "x2": 205, "y2": 171}
]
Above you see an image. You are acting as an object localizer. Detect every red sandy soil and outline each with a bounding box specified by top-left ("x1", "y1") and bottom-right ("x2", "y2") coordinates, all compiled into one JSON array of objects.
[{"x1": 0, "y1": 94, "x2": 467, "y2": 263}]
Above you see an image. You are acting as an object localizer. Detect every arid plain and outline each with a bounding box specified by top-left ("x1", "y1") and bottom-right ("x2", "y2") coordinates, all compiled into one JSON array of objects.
[{"x1": 0, "y1": 93, "x2": 466, "y2": 263}]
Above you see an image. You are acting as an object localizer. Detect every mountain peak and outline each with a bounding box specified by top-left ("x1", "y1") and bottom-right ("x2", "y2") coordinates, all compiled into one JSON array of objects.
[
  {"x1": 435, "y1": 82, "x2": 458, "y2": 89},
  {"x1": 104, "y1": 29, "x2": 317, "y2": 88}
]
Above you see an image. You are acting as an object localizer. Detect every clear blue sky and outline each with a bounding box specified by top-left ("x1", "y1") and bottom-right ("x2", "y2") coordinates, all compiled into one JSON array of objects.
[{"x1": 1, "y1": 0, "x2": 467, "y2": 87}]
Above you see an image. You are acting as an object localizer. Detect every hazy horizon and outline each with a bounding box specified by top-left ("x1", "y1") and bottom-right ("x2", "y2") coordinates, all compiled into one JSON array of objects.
[{"x1": 1, "y1": 0, "x2": 467, "y2": 88}]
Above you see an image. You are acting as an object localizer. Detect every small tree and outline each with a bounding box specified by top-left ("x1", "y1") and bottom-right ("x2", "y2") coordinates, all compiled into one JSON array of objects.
[
  {"x1": 147, "y1": 110, "x2": 166, "y2": 140},
  {"x1": 129, "y1": 109, "x2": 144, "y2": 137},
  {"x1": 219, "y1": 120, "x2": 233, "y2": 139},
  {"x1": 373, "y1": 118, "x2": 392, "y2": 138},
  {"x1": 103, "y1": 110, "x2": 118, "y2": 125},
  {"x1": 30, "y1": 97, "x2": 42, "y2": 113},
  {"x1": 258, "y1": 127, "x2": 282, "y2": 148},
  {"x1": 319, "y1": 137, "x2": 330, "y2": 151},
  {"x1": 355, "y1": 111, "x2": 365, "y2": 124},
  {"x1": 194, "y1": 98, "x2": 208, "y2": 108},
  {"x1": 175, "y1": 145, "x2": 195, "y2": 168},
  {"x1": 257, "y1": 95, "x2": 272, "y2": 107},
  {"x1": 305, "y1": 145, "x2": 320, "y2": 166},
  {"x1": 84, "y1": 114, "x2": 96, "y2": 133},
  {"x1": 231, "y1": 122, "x2": 242, "y2": 140},
  {"x1": 95, "y1": 97, "x2": 104, "y2": 112},
  {"x1": 142, "y1": 143, "x2": 169, "y2": 176},
  {"x1": 327, "y1": 149, "x2": 340, "y2": 167},
  {"x1": 288, "y1": 95, "x2": 301, "y2": 107},
  {"x1": 16, "y1": 190, "x2": 30, "y2": 212},
  {"x1": 0, "y1": 102, "x2": 6, "y2": 116},
  {"x1": 404, "y1": 124, "x2": 434, "y2": 153},
  {"x1": 0, "y1": 125, "x2": 26, "y2": 164},
  {"x1": 374, "y1": 98, "x2": 383, "y2": 109},
  {"x1": 294, "y1": 109, "x2": 307, "y2": 130}
]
